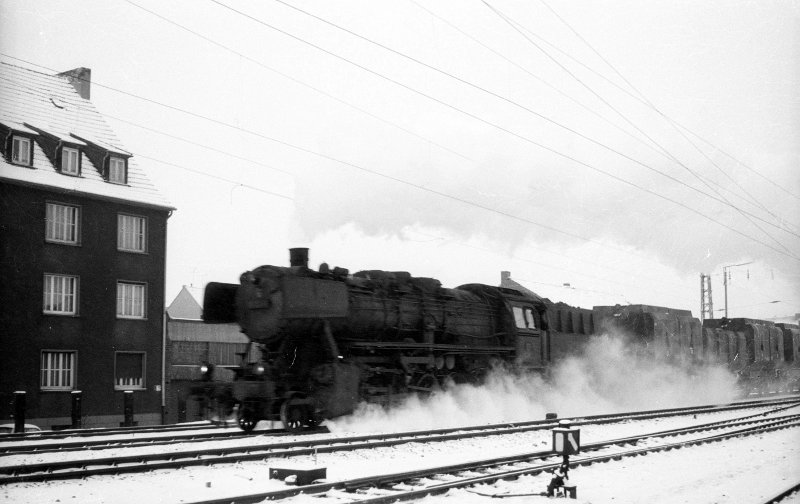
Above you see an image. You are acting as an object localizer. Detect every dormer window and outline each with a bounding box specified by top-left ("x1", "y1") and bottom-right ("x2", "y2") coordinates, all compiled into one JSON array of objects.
[
  {"x1": 109, "y1": 156, "x2": 126, "y2": 184},
  {"x1": 61, "y1": 146, "x2": 80, "y2": 175},
  {"x1": 11, "y1": 135, "x2": 32, "y2": 166}
]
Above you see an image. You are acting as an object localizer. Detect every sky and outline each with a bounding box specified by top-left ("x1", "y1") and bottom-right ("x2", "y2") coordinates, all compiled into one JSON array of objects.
[{"x1": 1, "y1": 0, "x2": 798, "y2": 320}]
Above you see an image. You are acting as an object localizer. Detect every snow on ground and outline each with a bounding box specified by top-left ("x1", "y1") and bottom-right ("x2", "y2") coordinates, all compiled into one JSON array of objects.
[
  {"x1": 2, "y1": 406, "x2": 798, "y2": 504},
  {"x1": 411, "y1": 428, "x2": 800, "y2": 504}
]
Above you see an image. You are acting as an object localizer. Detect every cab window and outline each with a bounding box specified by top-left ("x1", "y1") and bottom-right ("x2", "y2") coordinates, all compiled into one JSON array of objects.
[{"x1": 512, "y1": 306, "x2": 537, "y2": 330}]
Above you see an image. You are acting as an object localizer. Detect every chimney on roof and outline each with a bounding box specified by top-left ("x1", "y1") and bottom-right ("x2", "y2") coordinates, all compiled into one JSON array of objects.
[
  {"x1": 57, "y1": 67, "x2": 91, "y2": 100},
  {"x1": 501, "y1": 271, "x2": 511, "y2": 284}
]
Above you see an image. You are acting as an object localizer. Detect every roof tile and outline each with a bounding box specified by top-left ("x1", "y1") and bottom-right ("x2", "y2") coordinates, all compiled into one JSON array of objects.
[{"x1": 0, "y1": 62, "x2": 173, "y2": 210}]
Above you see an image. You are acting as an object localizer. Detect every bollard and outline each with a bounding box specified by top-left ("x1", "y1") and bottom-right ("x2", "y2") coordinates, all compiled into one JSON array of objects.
[
  {"x1": 71, "y1": 391, "x2": 82, "y2": 429},
  {"x1": 13, "y1": 391, "x2": 26, "y2": 433},
  {"x1": 123, "y1": 390, "x2": 134, "y2": 427}
]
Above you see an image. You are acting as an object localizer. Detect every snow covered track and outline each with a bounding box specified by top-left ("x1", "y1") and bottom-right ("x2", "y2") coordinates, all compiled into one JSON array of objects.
[
  {"x1": 2, "y1": 398, "x2": 797, "y2": 485},
  {"x1": 181, "y1": 412, "x2": 800, "y2": 504},
  {"x1": 761, "y1": 482, "x2": 800, "y2": 504},
  {"x1": 0, "y1": 425, "x2": 325, "y2": 456}
]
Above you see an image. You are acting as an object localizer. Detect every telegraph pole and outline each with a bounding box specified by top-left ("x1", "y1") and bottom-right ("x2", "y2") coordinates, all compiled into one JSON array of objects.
[{"x1": 722, "y1": 261, "x2": 753, "y2": 318}]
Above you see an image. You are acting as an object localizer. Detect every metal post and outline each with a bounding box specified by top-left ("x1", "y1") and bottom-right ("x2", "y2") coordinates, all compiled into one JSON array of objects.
[
  {"x1": 123, "y1": 390, "x2": 134, "y2": 427},
  {"x1": 71, "y1": 391, "x2": 82, "y2": 429},
  {"x1": 13, "y1": 391, "x2": 25, "y2": 433},
  {"x1": 722, "y1": 261, "x2": 753, "y2": 318},
  {"x1": 723, "y1": 267, "x2": 728, "y2": 318}
]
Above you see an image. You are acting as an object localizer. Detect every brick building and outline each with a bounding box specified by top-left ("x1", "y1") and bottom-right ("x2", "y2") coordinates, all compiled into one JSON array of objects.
[{"x1": 0, "y1": 62, "x2": 174, "y2": 428}]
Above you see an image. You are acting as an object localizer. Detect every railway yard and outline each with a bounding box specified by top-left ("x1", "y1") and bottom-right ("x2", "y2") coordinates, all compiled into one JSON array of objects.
[{"x1": 2, "y1": 395, "x2": 798, "y2": 504}]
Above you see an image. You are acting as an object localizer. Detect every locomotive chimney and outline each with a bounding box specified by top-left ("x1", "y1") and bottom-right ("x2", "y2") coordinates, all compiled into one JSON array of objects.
[{"x1": 289, "y1": 248, "x2": 309, "y2": 269}]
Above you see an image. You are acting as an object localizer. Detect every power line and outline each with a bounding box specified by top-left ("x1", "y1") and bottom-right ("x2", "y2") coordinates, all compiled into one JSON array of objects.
[
  {"x1": 533, "y1": 0, "x2": 799, "y2": 243},
  {"x1": 408, "y1": 0, "x2": 800, "y2": 243},
  {"x1": 524, "y1": 0, "x2": 800, "y2": 206},
  {"x1": 481, "y1": 0, "x2": 797, "y2": 257},
  {"x1": 272, "y1": 0, "x2": 798, "y2": 244},
  {"x1": 123, "y1": 0, "x2": 477, "y2": 167},
  {"x1": 210, "y1": 0, "x2": 799, "y2": 259},
  {"x1": 135, "y1": 154, "x2": 294, "y2": 201}
]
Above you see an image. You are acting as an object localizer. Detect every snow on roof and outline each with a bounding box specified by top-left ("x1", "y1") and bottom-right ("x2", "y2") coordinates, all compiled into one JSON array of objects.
[
  {"x1": 0, "y1": 61, "x2": 173, "y2": 210},
  {"x1": 167, "y1": 286, "x2": 204, "y2": 320}
]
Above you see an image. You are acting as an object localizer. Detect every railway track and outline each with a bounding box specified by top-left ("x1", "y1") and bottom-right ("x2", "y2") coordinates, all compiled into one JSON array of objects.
[
  {"x1": 0, "y1": 421, "x2": 226, "y2": 442},
  {"x1": 0, "y1": 425, "x2": 326, "y2": 456},
  {"x1": 180, "y1": 411, "x2": 800, "y2": 504},
  {"x1": 1, "y1": 397, "x2": 797, "y2": 485}
]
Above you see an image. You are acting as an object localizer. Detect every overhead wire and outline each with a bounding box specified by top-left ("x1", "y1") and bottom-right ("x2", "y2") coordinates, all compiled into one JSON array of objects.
[
  {"x1": 217, "y1": 0, "x2": 799, "y2": 259},
  {"x1": 481, "y1": 0, "x2": 797, "y2": 257},
  {"x1": 123, "y1": 0, "x2": 476, "y2": 166},
  {"x1": 271, "y1": 0, "x2": 798, "y2": 244},
  {"x1": 534, "y1": 0, "x2": 800, "y2": 239},
  {"x1": 519, "y1": 0, "x2": 800, "y2": 207},
  {"x1": 406, "y1": 0, "x2": 800, "y2": 239}
]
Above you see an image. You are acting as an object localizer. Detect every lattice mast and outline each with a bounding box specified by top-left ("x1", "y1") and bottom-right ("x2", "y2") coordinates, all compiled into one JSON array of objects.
[{"x1": 700, "y1": 273, "x2": 714, "y2": 322}]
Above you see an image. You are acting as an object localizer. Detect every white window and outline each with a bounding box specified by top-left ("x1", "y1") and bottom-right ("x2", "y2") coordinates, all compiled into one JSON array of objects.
[
  {"x1": 115, "y1": 352, "x2": 145, "y2": 390},
  {"x1": 46, "y1": 202, "x2": 80, "y2": 244},
  {"x1": 117, "y1": 281, "x2": 146, "y2": 319},
  {"x1": 109, "y1": 156, "x2": 126, "y2": 184},
  {"x1": 43, "y1": 274, "x2": 78, "y2": 315},
  {"x1": 512, "y1": 306, "x2": 536, "y2": 330},
  {"x1": 11, "y1": 135, "x2": 31, "y2": 165},
  {"x1": 117, "y1": 214, "x2": 147, "y2": 252},
  {"x1": 61, "y1": 147, "x2": 79, "y2": 175},
  {"x1": 41, "y1": 351, "x2": 76, "y2": 390}
]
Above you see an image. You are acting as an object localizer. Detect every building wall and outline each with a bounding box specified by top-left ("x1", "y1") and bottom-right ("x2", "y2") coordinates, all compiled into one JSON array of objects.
[{"x1": 0, "y1": 182, "x2": 169, "y2": 428}]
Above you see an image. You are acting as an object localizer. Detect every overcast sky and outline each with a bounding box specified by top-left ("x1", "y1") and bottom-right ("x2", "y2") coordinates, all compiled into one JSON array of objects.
[{"x1": 2, "y1": 0, "x2": 798, "y2": 319}]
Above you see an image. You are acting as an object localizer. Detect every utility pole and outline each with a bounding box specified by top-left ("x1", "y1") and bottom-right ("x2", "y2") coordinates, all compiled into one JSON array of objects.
[
  {"x1": 700, "y1": 273, "x2": 713, "y2": 322},
  {"x1": 722, "y1": 261, "x2": 753, "y2": 318}
]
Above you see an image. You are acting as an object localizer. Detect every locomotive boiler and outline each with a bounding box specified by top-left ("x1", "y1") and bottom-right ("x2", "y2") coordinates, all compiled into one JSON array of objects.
[{"x1": 202, "y1": 248, "x2": 550, "y2": 431}]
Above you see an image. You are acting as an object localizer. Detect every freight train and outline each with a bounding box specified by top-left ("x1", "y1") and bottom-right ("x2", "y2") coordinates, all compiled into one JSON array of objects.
[{"x1": 200, "y1": 248, "x2": 800, "y2": 431}]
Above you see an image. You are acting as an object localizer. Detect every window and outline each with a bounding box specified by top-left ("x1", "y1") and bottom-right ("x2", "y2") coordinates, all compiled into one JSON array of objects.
[
  {"x1": 117, "y1": 281, "x2": 146, "y2": 319},
  {"x1": 11, "y1": 135, "x2": 32, "y2": 165},
  {"x1": 46, "y1": 202, "x2": 80, "y2": 244},
  {"x1": 109, "y1": 156, "x2": 126, "y2": 184},
  {"x1": 43, "y1": 274, "x2": 78, "y2": 315},
  {"x1": 115, "y1": 352, "x2": 145, "y2": 390},
  {"x1": 41, "y1": 351, "x2": 76, "y2": 390},
  {"x1": 512, "y1": 306, "x2": 537, "y2": 330},
  {"x1": 117, "y1": 214, "x2": 147, "y2": 252},
  {"x1": 61, "y1": 146, "x2": 79, "y2": 175}
]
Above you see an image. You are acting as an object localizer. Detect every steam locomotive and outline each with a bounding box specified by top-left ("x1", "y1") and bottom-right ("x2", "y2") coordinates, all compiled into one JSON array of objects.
[{"x1": 201, "y1": 248, "x2": 800, "y2": 431}]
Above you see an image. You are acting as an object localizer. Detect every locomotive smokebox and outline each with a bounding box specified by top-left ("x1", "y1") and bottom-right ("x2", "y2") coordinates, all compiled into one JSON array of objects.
[{"x1": 289, "y1": 248, "x2": 309, "y2": 269}]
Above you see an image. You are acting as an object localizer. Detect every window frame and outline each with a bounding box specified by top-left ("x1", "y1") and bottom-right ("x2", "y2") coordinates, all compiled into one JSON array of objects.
[
  {"x1": 11, "y1": 135, "x2": 33, "y2": 166},
  {"x1": 116, "y1": 281, "x2": 147, "y2": 319},
  {"x1": 60, "y1": 146, "x2": 80, "y2": 175},
  {"x1": 114, "y1": 351, "x2": 146, "y2": 391},
  {"x1": 40, "y1": 350, "x2": 77, "y2": 391},
  {"x1": 45, "y1": 201, "x2": 81, "y2": 245},
  {"x1": 117, "y1": 213, "x2": 147, "y2": 253},
  {"x1": 43, "y1": 273, "x2": 79, "y2": 316},
  {"x1": 511, "y1": 305, "x2": 537, "y2": 331},
  {"x1": 108, "y1": 156, "x2": 127, "y2": 184}
]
